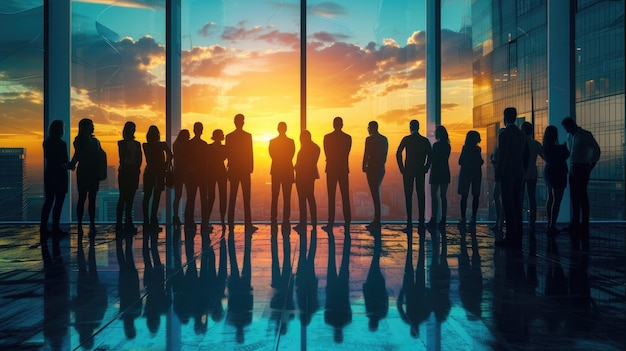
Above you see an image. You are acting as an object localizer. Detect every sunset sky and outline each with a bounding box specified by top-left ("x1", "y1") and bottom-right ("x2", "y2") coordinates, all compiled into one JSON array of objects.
[{"x1": 1, "y1": 0, "x2": 480, "y2": 185}]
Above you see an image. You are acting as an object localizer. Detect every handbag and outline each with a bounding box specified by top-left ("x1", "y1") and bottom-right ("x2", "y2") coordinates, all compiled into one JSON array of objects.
[{"x1": 98, "y1": 142, "x2": 108, "y2": 181}]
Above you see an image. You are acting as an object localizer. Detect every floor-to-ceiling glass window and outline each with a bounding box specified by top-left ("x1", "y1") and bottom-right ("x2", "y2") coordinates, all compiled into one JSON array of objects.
[{"x1": 0, "y1": 3, "x2": 44, "y2": 222}]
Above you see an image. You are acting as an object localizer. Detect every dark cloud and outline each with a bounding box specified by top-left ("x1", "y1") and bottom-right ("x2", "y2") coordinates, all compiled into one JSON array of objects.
[
  {"x1": 310, "y1": 2, "x2": 348, "y2": 17},
  {"x1": 221, "y1": 22, "x2": 263, "y2": 42},
  {"x1": 258, "y1": 30, "x2": 300, "y2": 49},
  {"x1": 198, "y1": 22, "x2": 217, "y2": 37},
  {"x1": 375, "y1": 103, "x2": 460, "y2": 125},
  {"x1": 310, "y1": 31, "x2": 351, "y2": 43}
]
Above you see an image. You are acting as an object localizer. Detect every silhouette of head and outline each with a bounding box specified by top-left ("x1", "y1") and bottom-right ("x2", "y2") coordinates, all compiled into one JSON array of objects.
[
  {"x1": 409, "y1": 119, "x2": 419, "y2": 133},
  {"x1": 277, "y1": 121, "x2": 287, "y2": 135},
  {"x1": 503, "y1": 107, "x2": 517, "y2": 125},
  {"x1": 435, "y1": 125, "x2": 449, "y2": 143},
  {"x1": 561, "y1": 116, "x2": 578, "y2": 134},
  {"x1": 123, "y1": 121, "x2": 136, "y2": 141},
  {"x1": 175, "y1": 129, "x2": 190, "y2": 144},
  {"x1": 212, "y1": 129, "x2": 224, "y2": 142},
  {"x1": 521, "y1": 121, "x2": 533, "y2": 137},
  {"x1": 234, "y1": 114, "x2": 245, "y2": 129},
  {"x1": 146, "y1": 125, "x2": 160, "y2": 143},
  {"x1": 77, "y1": 118, "x2": 94, "y2": 138},
  {"x1": 464, "y1": 130, "x2": 481, "y2": 146},
  {"x1": 543, "y1": 125, "x2": 559, "y2": 146},
  {"x1": 193, "y1": 122, "x2": 203, "y2": 136},
  {"x1": 367, "y1": 121, "x2": 378, "y2": 135},
  {"x1": 48, "y1": 120, "x2": 64, "y2": 139},
  {"x1": 333, "y1": 116, "x2": 343, "y2": 130},
  {"x1": 300, "y1": 130, "x2": 312, "y2": 144}
]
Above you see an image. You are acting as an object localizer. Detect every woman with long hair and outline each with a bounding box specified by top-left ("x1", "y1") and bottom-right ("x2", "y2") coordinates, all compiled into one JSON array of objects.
[
  {"x1": 117, "y1": 121, "x2": 142, "y2": 233},
  {"x1": 40, "y1": 120, "x2": 70, "y2": 239},
  {"x1": 542, "y1": 125, "x2": 570, "y2": 233},
  {"x1": 70, "y1": 118, "x2": 104, "y2": 236},
  {"x1": 428, "y1": 125, "x2": 451, "y2": 229},
  {"x1": 172, "y1": 129, "x2": 190, "y2": 226},
  {"x1": 458, "y1": 130, "x2": 484, "y2": 227},
  {"x1": 142, "y1": 125, "x2": 172, "y2": 232}
]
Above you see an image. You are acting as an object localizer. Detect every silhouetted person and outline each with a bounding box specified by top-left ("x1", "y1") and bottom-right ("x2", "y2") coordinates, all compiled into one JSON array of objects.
[
  {"x1": 396, "y1": 119, "x2": 431, "y2": 232},
  {"x1": 429, "y1": 125, "x2": 451, "y2": 229},
  {"x1": 397, "y1": 233, "x2": 429, "y2": 338},
  {"x1": 490, "y1": 129, "x2": 505, "y2": 233},
  {"x1": 542, "y1": 126, "x2": 570, "y2": 234},
  {"x1": 226, "y1": 114, "x2": 256, "y2": 233},
  {"x1": 458, "y1": 130, "x2": 483, "y2": 227},
  {"x1": 172, "y1": 129, "x2": 190, "y2": 226},
  {"x1": 495, "y1": 107, "x2": 529, "y2": 250},
  {"x1": 362, "y1": 231, "x2": 388, "y2": 331},
  {"x1": 40, "y1": 120, "x2": 70, "y2": 239},
  {"x1": 142, "y1": 125, "x2": 172, "y2": 231},
  {"x1": 458, "y1": 230, "x2": 483, "y2": 320},
  {"x1": 185, "y1": 122, "x2": 209, "y2": 231},
  {"x1": 269, "y1": 122, "x2": 295, "y2": 225},
  {"x1": 294, "y1": 130, "x2": 320, "y2": 232},
  {"x1": 116, "y1": 121, "x2": 142, "y2": 234},
  {"x1": 70, "y1": 118, "x2": 104, "y2": 236},
  {"x1": 323, "y1": 117, "x2": 352, "y2": 230},
  {"x1": 116, "y1": 231, "x2": 142, "y2": 339},
  {"x1": 226, "y1": 229, "x2": 254, "y2": 343},
  {"x1": 71, "y1": 243, "x2": 108, "y2": 349},
  {"x1": 206, "y1": 129, "x2": 227, "y2": 228},
  {"x1": 41, "y1": 237, "x2": 69, "y2": 350},
  {"x1": 521, "y1": 122, "x2": 545, "y2": 229},
  {"x1": 561, "y1": 117, "x2": 600, "y2": 249},
  {"x1": 362, "y1": 121, "x2": 388, "y2": 229},
  {"x1": 324, "y1": 229, "x2": 352, "y2": 343}
]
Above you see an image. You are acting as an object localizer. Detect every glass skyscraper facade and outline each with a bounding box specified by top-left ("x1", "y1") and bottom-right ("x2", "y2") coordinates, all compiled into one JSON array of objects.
[{"x1": 472, "y1": 0, "x2": 625, "y2": 221}]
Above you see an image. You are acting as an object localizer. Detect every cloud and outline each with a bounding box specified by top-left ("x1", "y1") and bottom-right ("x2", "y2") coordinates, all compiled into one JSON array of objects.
[
  {"x1": 221, "y1": 22, "x2": 264, "y2": 42},
  {"x1": 375, "y1": 103, "x2": 460, "y2": 125},
  {"x1": 182, "y1": 45, "x2": 234, "y2": 78},
  {"x1": 311, "y1": 31, "x2": 351, "y2": 43},
  {"x1": 310, "y1": 2, "x2": 348, "y2": 18},
  {"x1": 198, "y1": 22, "x2": 218, "y2": 37},
  {"x1": 71, "y1": 0, "x2": 165, "y2": 10}
]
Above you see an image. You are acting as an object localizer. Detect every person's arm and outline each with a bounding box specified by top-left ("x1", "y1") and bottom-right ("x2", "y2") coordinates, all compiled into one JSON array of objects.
[
  {"x1": 396, "y1": 139, "x2": 405, "y2": 174},
  {"x1": 590, "y1": 132, "x2": 601, "y2": 169},
  {"x1": 423, "y1": 140, "x2": 432, "y2": 172},
  {"x1": 362, "y1": 137, "x2": 369, "y2": 172}
]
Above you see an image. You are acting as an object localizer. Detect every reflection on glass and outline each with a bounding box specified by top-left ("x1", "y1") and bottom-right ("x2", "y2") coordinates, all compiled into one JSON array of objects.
[
  {"x1": 296, "y1": 228, "x2": 319, "y2": 346},
  {"x1": 226, "y1": 229, "x2": 253, "y2": 343},
  {"x1": 362, "y1": 229, "x2": 388, "y2": 331},
  {"x1": 41, "y1": 238, "x2": 69, "y2": 350},
  {"x1": 397, "y1": 233, "x2": 428, "y2": 338},
  {"x1": 269, "y1": 224, "x2": 295, "y2": 335},
  {"x1": 324, "y1": 228, "x2": 352, "y2": 343},
  {"x1": 458, "y1": 229, "x2": 483, "y2": 320},
  {"x1": 116, "y1": 233, "x2": 142, "y2": 339}
]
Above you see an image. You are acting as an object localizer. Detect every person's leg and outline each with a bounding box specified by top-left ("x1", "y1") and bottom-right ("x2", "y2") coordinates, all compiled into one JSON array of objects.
[
  {"x1": 77, "y1": 190, "x2": 87, "y2": 226},
  {"x1": 402, "y1": 174, "x2": 414, "y2": 226},
  {"x1": 126, "y1": 187, "x2": 137, "y2": 228},
  {"x1": 579, "y1": 167, "x2": 591, "y2": 228},
  {"x1": 493, "y1": 181, "x2": 503, "y2": 228},
  {"x1": 199, "y1": 182, "x2": 209, "y2": 228},
  {"x1": 460, "y1": 194, "x2": 468, "y2": 222},
  {"x1": 151, "y1": 189, "x2": 161, "y2": 224},
  {"x1": 296, "y1": 179, "x2": 306, "y2": 225},
  {"x1": 241, "y1": 174, "x2": 252, "y2": 226},
  {"x1": 228, "y1": 177, "x2": 240, "y2": 228},
  {"x1": 326, "y1": 173, "x2": 338, "y2": 226},
  {"x1": 512, "y1": 177, "x2": 524, "y2": 246},
  {"x1": 527, "y1": 178, "x2": 537, "y2": 227},
  {"x1": 52, "y1": 190, "x2": 66, "y2": 232},
  {"x1": 116, "y1": 183, "x2": 125, "y2": 228},
  {"x1": 270, "y1": 176, "x2": 280, "y2": 224},
  {"x1": 184, "y1": 180, "x2": 197, "y2": 226},
  {"x1": 500, "y1": 177, "x2": 514, "y2": 239},
  {"x1": 309, "y1": 180, "x2": 317, "y2": 227},
  {"x1": 569, "y1": 170, "x2": 580, "y2": 226},
  {"x1": 338, "y1": 172, "x2": 351, "y2": 225},
  {"x1": 206, "y1": 177, "x2": 216, "y2": 225},
  {"x1": 471, "y1": 195, "x2": 479, "y2": 224},
  {"x1": 440, "y1": 183, "x2": 448, "y2": 224},
  {"x1": 282, "y1": 179, "x2": 292, "y2": 223},
  {"x1": 41, "y1": 188, "x2": 54, "y2": 232},
  {"x1": 552, "y1": 188, "x2": 565, "y2": 229},
  {"x1": 173, "y1": 178, "x2": 183, "y2": 222},
  {"x1": 88, "y1": 189, "x2": 97, "y2": 228},
  {"x1": 416, "y1": 173, "x2": 426, "y2": 224},
  {"x1": 430, "y1": 183, "x2": 439, "y2": 224},
  {"x1": 546, "y1": 186, "x2": 555, "y2": 228},
  {"x1": 217, "y1": 176, "x2": 227, "y2": 225}
]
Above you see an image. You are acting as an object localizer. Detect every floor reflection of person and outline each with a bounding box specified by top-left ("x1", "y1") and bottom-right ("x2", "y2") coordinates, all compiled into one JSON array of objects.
[
  {"x1": 226, "y1": 114, "x2": 256, "y2": 233},
  {"x1": 269, "y1": 122, "x2": 295, "y2": 226},
  {"x1": 270, "y1": 224, "x2": 295, "y2": 335},
  {"x1": 172, "y1": 129, "x2": 190, "y2": 227},
  {"x1": 206, "y1": 232, "x2": 227, "y2": 327},
  {"x1": 362, "y1": 121, "x2": 388, "y2": 229},
  {"x1": 41, "y1": 238, "x2": 69, "y2": 350},
  {"x1": 206, "y1": 129, "x2": 228, "y2": 229},
  {"x1": 142, "y1": 125, "x2": 172, "y2": 231},
  {"x1": 397, "y1": 233, "x2": 429, "y2": 338},
  {"x1": 362, "y1": 229, "x2": 388, "y2": 331},
  {"x1": 142, "y1": 230, "x2": 170, "y2": 335},
  {"x1": 430, "y1": 230, "x2": 451, "y2": 323},
  {"x1": 116, "y1": 232, "x2": 142, "y2": 339},
  {"x1": 116, "y1": 121, "x2": 142, "y2": 234},
  {"x1": 324, "y1": 228, "x2": 352, "y2": 343},
  {"x1": 40, "y1": 120, "x2": 70, "y2": 240},
  {"x1": 323, "y1": 117, "x2": 352, "y2": 230},
  {"x1": 71, "y1": 243, "x2": 108, "y2": 349},
  {"x1": 542, "y1": 235, "x2": 567, "y2": 332},
  {"x1": 296, "y1": 228, "x2": 319, "y2": 345},
  {"x1": 227, "y1": 228, "x2": 254, "y2": 343},
  {"x1": 458, "y1": 228, "x2": 483, "y2": 320},
  {"x1": 294, "y1": 130, "x2": 320, "y2": 232}
]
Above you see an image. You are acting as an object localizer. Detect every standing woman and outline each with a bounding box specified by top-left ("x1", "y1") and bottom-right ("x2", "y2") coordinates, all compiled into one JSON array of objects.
[
  {"x1": 117, "y1": 121, "x2": 142, "y2": 233},
  {"x1": 70, "y1": 118, "x2": 104, "y2": 236},
  {"x1": 172, "y1": 129, "x2": 190, "y2": 226},
  {"x1": 293, "y1": 130, "x2": 321, "y2": 232},
  {"x1": 428, "y1": 125, "x2": 451, "y2": 229},
  {"x1": 40, "y1": 120, "x2": 70, "y2": 238},
  {"x1": 142, "y1": 125, "x2": 172, "y2": 231},
  {"x1": 206, "y1": 129, "x2": 228, "y2": 228},
  {"x1": 542, "y1": 126, "x2": 570, "y2": 233},
  {"x1": 458, "y1": 131, "x2": 484, "y2": 227}
]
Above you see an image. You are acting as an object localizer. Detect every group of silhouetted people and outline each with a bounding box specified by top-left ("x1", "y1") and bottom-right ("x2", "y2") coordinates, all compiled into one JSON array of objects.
[{"x1": 41, "y1": 109, "x2": 600, "y2": 251}]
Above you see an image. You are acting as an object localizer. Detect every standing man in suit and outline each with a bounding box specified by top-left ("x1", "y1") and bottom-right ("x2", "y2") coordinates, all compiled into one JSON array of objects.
[
  {"x1": 269, "y1": 122, "x2": 295, "y2": 226},
  {"x1": 495, "y1": 107, "x2": 529, "y2": 250},
  {"x1": 323, "y1": 117, "x2": 352, "y2": 230},
  {"x1": 362, "y1": 121, "x2": 388, "y2": 229},
  {"x1": 185, "y1": 122, "x2": 209, "y2": 232},
  {"x1": 561, "y1": 117, "x2": 601, "y2": 250},
  {"x1": 226, "y1": 114, "x2": 256, "y2": 233},
  {"x1": 396, "y1": 119, "x2": 431, "y2": 232}
]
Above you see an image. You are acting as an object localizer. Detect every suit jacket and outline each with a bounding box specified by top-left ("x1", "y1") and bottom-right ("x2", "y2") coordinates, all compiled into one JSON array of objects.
[
  {"x1": 324, "y1": 130, "x2": 352, "y2": 175},
  {"x1": 269, "y1": 134, "x2": 295, "y2": 180},
  {"x1": 495, "y1": 124, "x2": 529, "y2": 180},
  {"x1": 362, "y1": 133, "x2": 388, "y2": 174},
  {"x1": 295, "y1": 142, "x2": 320, "y2": 181},
  {"x1": 226, "y1": 129, "x2": 253, "y2": 177},
  {"x1": 396, "y1": 133, "x2": 432, "y2": 175}
]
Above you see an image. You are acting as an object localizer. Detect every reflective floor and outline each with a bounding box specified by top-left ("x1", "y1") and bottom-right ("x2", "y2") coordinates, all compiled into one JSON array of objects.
[{"x1": 0, "y1": 222, "x2": 624, "y2": 350}]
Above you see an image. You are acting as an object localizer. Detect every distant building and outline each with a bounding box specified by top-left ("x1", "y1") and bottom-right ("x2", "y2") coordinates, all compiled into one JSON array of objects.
[{"x1": 0, "y1": 148, "x2": 27, "y2": 221}]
